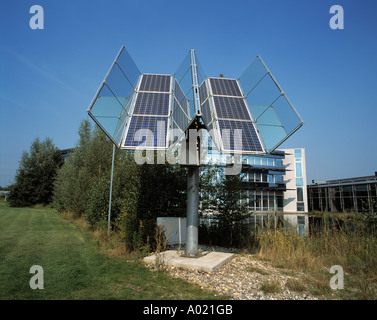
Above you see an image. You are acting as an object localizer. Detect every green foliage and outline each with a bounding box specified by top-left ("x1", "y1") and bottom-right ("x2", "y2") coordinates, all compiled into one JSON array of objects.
[
  {"x1": 53, "y1": 119, "x2": 186, "y2": 252},
  {"x1": 199, "y1": 167, "x2": 250, "y2": 247},
  {"x1": 8, "y1": 137, "x2": 63, "y2": 207},
  {"x1": 136, "y1": 157, "x2": 186, "y2": 221},
  {"x1": 53, "y1": 120, "x2": 115, "y2": 217},
  {"x1": 85, "y1": 177, "x2": 110, "y2": 226},
  {"x1": 116, "y1": 209, "x2": 139, "y2": 250},
  {"x1": 360, "y1": 199, "x2": 377, "y2": 235}
]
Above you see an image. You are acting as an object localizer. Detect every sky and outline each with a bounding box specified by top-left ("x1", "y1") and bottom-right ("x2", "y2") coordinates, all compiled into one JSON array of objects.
[{"x1": 0, "y1": 0, "x2": 376, "y2": 187}]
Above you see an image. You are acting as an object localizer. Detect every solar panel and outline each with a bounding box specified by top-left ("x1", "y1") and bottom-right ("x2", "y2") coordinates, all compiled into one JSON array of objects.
[
  {"x1": 203, "y1": 77, "x2": 264, "y2": 154},
  {"x1": 209, "y1": 78, "x2": 242, "y2": 97},
  {"x1": 212, "y1": 96, "x2": 251, "y2": 121},
  {"x1": 88, "y1": 46, "x2": 302, "y2": 154},
  {"x1": 123, "y1": 116, "x2": 168, "y2": 148},
  {"x1": 139, "y1": 74, "x2": 171, "y2": 92},
  {"x1": 218, "y1": 119, "x2": 263, "y2": 152},
  {"x1": 122, "y1": 74, "x2": 172, "y2": 149},
  {"x1": 132, "y1": 92, "x2": 170, "y2": 116}
]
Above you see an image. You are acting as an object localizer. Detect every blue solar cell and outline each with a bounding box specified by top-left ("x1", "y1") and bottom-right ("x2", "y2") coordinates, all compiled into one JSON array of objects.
[
  {"x1": 218, "y1": 119, "x2": 263, "y2": 152},
  {"x1": 210, "y1": 78, "x2": 242, "y2": 97},
  {"x1": 206, "y1": 77, "x2": 264, "y2": 153},
  {"x1": 124, "y1": 116, "x2": 168, "y2": 148},
  {"x1": 139, "y1": 74, "x2": 171, "y2": 92},
  {"x1": 213, "y1": 96, "x2": 251, "y2": 121},
  {"x1": 133, "y1": 92, "x2": 170, "y2": 116}
]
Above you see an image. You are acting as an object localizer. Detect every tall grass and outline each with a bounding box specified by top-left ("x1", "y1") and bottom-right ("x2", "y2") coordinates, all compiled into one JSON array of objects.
[{"x1": 254, "y1": 216, "x2": 377, "y2": 299}]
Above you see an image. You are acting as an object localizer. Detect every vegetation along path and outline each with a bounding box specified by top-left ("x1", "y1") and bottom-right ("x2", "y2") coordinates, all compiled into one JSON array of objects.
[{"x1": 0, "y1": 201, "x2": 220, "y2": 300}]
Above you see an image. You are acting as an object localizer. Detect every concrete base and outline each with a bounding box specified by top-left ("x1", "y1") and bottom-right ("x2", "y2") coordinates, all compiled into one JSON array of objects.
[{"x1": 143, "y1": 250, "x2": 234, "y2": 273}]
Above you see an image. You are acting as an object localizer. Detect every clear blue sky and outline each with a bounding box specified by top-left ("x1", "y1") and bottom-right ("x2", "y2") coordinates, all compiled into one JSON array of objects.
[{"x1": 1, "y1": 0, "x2": 376, "y2": 187}]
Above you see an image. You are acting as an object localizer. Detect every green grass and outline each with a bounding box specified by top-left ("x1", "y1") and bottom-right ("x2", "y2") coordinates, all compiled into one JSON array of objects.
[
  {"x1": 285, "y1": 278, "x2": 307, "y2": 293},
  {"x1": 0, "y1": 200, "x2": 222, "y2": 300},
  {"x1": 255, "y1": 223, "x2": 377, "y2": 299},
  {"x1": 259, "y1": 280, "x2": 281, "y2": 295},
  {"x1": 245, "y1": 265, "x2": 270, "y2": 275}
]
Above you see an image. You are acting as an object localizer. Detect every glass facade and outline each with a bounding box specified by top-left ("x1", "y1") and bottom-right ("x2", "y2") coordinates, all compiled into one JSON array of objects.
[
  {"x1": 294, "y1": 149, "x2": 305, "y2": 212},
  {"x1": 308, "y1": 174, "x2": 377, "y2": 213},
  {"x1": 202, "y1": 148, "x2": 287, "y2": 212}
]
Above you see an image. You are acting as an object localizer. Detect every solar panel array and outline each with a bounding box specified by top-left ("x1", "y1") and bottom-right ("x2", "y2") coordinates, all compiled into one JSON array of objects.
[
  {"x1": 207, "y1": 77, "x2": 264, "y2": 153},
  {"x1": 209, "y1": 78, "x2": 242, "y2": 97},
  {"x1": 123, "y1": 74, "x2": 172, "y2": 149},
  {"x1": 124, "y1": 116, "x2": 168, "y2": 148},
  {"x1": 139, "y1": 74, "x2": 171, "y2": 92},
  {"x1": 133, "y1": 92, "x2": 170, "y2": 115}
]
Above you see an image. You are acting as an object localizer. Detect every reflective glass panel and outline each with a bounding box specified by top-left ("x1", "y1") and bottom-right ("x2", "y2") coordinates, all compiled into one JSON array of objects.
[
  {"x1": 238, "y1": 56, "x2": 303, "y2": 152},
  {"x1": 88, "y1": 46, "x2": 141, "y2": 146}
]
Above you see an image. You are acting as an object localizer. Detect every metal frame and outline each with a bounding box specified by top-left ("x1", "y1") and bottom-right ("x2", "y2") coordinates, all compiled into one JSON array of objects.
[
  {"x1": 167, "y1": 51, "x2": 204, "y2": 152},
  {"x1": 190, "y1": 49, "x2": 202, "y2": 116}
]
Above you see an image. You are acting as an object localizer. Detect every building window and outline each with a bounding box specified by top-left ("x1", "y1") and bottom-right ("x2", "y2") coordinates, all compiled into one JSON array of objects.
[
  {"x1": 296, "y1": 162, "x2": 303, "y2": 178},
  {"x1": 297, "y1": 215, "x2": 306, "y2": 235},
  {"x1": 294, "y1": 149, "x2": 302, "y2": 158},
  {"x1": 297, "y1": 187, "x2": 304, "y2": 202},
  {"x1": 297, "y1": 202, "x2": 305, "y2": 212},
  {"x1": 296, "y1": 178, "x2": 304, "y2": 186},
  {"x1": 275, "y1": 159, "x2": 282, "y2": 167},
  {"x1": 256, "y1": 194, "x2": 261, "y2": 211},
  {"x1": 269, "y1": 194, "x2": 275, "y2": 211}
]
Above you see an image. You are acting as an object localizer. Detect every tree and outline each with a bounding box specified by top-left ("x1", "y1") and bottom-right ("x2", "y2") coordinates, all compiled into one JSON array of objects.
[
  {"x1": 53, "y1": 119, "x2": 188, "y2": 250},
  {"x1": 8, "y1": 137, "x2": 63, "y2": 207},
  {"x1": 136, "y1": 156, "x2": 187, "y2": 221},
  {"x1": 53, "y1": 120, "x2": 114, "y2": 217},
  {"x1": 200, "y1": 167, "x2": 250, "y2": 247}
]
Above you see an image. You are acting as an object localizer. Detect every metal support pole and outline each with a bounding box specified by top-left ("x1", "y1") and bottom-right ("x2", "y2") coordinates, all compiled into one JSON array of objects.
[
  {"x1": 186, "y1": 166, "x2": 199, "y2": 257},
  {"x1": 108, "y1": 144, "x2": 116, "y2": 236}
]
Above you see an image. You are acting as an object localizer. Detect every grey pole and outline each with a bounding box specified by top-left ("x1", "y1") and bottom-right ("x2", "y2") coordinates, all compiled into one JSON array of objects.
[
  {"x1": 108, "y1": 144, "x2": 116, "y2": 236},
  {"x1": 186, "y1": 166, "x2": 199, "y2": 257}
]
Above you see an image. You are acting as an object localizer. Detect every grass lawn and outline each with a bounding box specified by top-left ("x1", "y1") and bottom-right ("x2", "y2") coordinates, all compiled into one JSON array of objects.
[{"x1": 0, "y1": 200, "x2": 221, "y2": 300}]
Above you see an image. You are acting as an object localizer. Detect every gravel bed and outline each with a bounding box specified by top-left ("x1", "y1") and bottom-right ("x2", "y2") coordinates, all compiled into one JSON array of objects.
[{"x1": 147, "y1": 244, "x2": 322, "y2": 300}]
